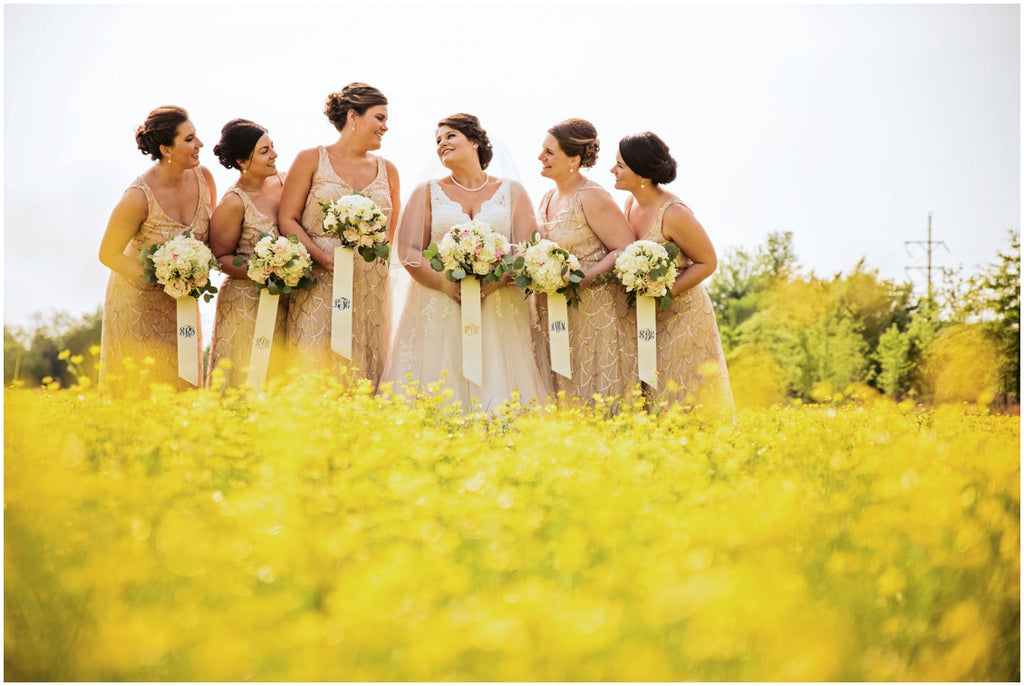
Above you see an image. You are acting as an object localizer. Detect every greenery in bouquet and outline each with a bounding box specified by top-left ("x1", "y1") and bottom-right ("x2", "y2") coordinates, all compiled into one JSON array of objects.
[
  {"x1": 613, "y1": 239, "x2": 680, "y2": 310},
  {"x1": 234, "y1": 233, "x2": 314, "y2": 296},
  {"x1": 422, "y1": 219, "x2": 513, "y2": 284},
  {"x1": 511, "y1": 233, "x2": 585, "y2": 308},
  {"x1": 140, "y1": 231, "x2": 219, "y2": 302},
  {"x1": 320, "y1": 192, "x2": 390, "y2": 264}
]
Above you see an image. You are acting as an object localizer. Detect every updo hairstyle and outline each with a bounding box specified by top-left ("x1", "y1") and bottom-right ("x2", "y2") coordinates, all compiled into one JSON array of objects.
[
  {"x1": 548, "y1": 118, "x2": 600, "y2": 168},
  {"x1": 437, "y1": 113, "x2": 494, "y2": 170},
  {"x1": 135, "y1": 105, "x2": 189, "y2": 161},
  {"x1": 618, "y1": 132, "x2": 678, "y2": 185},
  {"x1": 324, "y1": 82, "x2": 388, "y2": 132},
  {"x1": 213, "y1": 119, "x2": 268, "y2": 170}
]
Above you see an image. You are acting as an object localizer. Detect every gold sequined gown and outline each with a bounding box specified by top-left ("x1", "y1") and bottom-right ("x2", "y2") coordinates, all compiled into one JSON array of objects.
[
  {"x1": 99, "y1": 168, "x2": 211, "y2": 394},
  {"x1": 535, "y1": 181, "x2": 638, "y2": 403},
  {"x1": 285, "y1": 148, "x2": 392, "y2": 387},
  {"x1": 206, "y1": 186, "x2": 288, "y2": 387},
  {"x1": 638, "y1": 197, "x2": 734, "y2": 409}
]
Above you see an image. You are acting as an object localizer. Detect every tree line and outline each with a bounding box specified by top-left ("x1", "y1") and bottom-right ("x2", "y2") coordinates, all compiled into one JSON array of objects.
[{"x1": 6, "y1": 229, "x2": 1019, "y2": 408}]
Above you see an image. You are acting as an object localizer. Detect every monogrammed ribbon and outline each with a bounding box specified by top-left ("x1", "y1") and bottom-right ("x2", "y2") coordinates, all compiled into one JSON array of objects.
[
  {"x1": 461, "y1": 276, "x2": 483, "y2": 386},
  {"x1": 331, "y1": 246, "x2": 354, "y2": 359},
  {"x1": 547, "y1": 292, "x2": 571, "y2": 379},
  {"x1": 246, "y1": 290, "x2": 280, "y2": 390},
  {"x1": 636, "y1": 295, "x2": 658, "y2": 388},
  {"x1": 175, "y1": 296, "x2": 201, "y2": 386}
]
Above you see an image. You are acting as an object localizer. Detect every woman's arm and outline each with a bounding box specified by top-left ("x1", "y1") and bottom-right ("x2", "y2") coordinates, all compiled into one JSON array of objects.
[
  {"x1": 209, "y1": 192, "x2": 249, "y2": 279},
  {"x1": 98, "y1": 187, "x2": 150, "y2": 283},
  {"x1": 661, "y1": 204, "x2": 717, "y2": 295},
  {"x1": 278, "y1": 148, "x2": 334, "y2": 271},
  {"x1": 384, "y1": 158, "x2": 402, "y2": 244},
  {"x1": 578, "y1": 187, "x2": 634, "y2": 286}
]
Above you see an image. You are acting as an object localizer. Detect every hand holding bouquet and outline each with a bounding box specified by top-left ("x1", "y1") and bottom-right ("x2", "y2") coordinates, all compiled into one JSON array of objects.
[
  {"x1": 320, "y1": 192, "x2": 390, "y2": 263},
  {"x1": 238, "y1": 234, "x2": 314, "y2": 296},
  {"x1": 423, "y1": 219, "x2": 513, "y2": 284},
  {"x1": 512, "y1": 233, "x2": 585, "y2": 307},
  {"x1": 613, "y1": 240, "x2": 680, "y2": 310},
  {"x1": 140, "y1": 231, "x2": 219, "y2": 301}
]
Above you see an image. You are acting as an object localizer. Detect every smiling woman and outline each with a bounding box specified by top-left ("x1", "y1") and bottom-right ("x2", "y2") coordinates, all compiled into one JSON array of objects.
[
  {"x1": 97, "y1": 105, "x2": 218, "y2": 396},
  {"x1": 277, "y1": 82, "x2": 402, "y2": 389}
]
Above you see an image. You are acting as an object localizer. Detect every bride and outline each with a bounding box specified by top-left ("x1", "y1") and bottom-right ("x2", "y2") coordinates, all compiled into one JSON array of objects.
[{"x1": 382, "y1": 113, "x2": 552, "y2": 411}]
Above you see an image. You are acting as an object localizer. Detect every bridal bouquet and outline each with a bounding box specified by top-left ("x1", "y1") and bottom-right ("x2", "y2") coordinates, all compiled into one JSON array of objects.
[
  {"x1": 240, "y1": 234, "x2": 314, "y2": 296},
  {"x1": 320, "y1": 192, "x2": 390, "y2": 263},
  {"x1": 423, "y1": 219, "x2": 513, "y2": 284},
  {"x1": 613, "y1": 240, "x2": 680, "y2": 309},
  {"x1": 140, "y1": 231, "x2": 219, "y2": 301},
  {"x1": 512, "y1": 234, "x2": 585, "y2": 308}
]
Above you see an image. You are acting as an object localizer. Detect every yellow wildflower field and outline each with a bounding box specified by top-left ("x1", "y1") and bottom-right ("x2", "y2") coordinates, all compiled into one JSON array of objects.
[{"x1": 4, "y1": 376, "x2": 1020, "y2": 681}]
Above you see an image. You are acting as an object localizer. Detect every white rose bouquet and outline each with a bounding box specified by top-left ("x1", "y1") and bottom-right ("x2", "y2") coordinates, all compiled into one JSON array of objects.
[
  {"x1": 238, "y1": 233, "x2": 314, "y2": 296},
  {"x1": 423, "y1": 219, "x2": 513, "y2": 284},
  {"x1": 140, "y1": 231, "x2": 219, "y2": 301},
  {"x1": 613, "y1": 239, "x2": 680, "y2": 309},
  {"x1": 319, "y1": 192, "x2": 390, "y2": 263},
  {"x1": 512, "y1": 234, "x2": 585, "y2": 308}
]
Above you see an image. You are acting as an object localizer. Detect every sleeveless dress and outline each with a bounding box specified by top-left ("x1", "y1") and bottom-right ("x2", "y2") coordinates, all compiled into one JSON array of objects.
[
  {"x1": 535, "y1": 181, "x2": 638, "y2": 403},
  {"x1": 382, "y1": 179, "x2": 552, "y2": 411},
  {"x1": 285, "y1": 148, "x2": 392, "y2": 387},
  {"x1": 637, "y1": 197, "x2": 734, "y2": 409},
  {"x1": 206, "y1": 186, "x2": 288, "y2": 387},
  {"x1": 99, "y1": 168, "x2": 212, "y2": 395}
]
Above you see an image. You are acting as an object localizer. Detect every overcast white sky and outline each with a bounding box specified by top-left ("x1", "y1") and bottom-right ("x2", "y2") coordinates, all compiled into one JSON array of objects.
[{"x1": 3, "y1": 2, "x2": 1020, "y2": 331}]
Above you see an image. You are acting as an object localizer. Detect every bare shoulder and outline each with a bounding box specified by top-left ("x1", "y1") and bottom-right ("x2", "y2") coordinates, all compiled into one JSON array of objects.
[
  {"x1": 578, "y1": 183, "x2": 618, "y2": 212},
  {"x1": 663, "y1": 201, "x2": 699, "y2": 226},
  {"x1": 289, "y1": 147, "x2": 321, "y2": 171},
  {"x1": 198, "y1": 165, "x2": 216, "y2": 185},
  {"x1": 215, "y1": 189, "x2": 245, "y2": 211}
]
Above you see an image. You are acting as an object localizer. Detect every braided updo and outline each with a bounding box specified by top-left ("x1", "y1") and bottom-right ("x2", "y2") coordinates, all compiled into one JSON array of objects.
[
  {"x1": 213, "y1": 119, "x2": 267, "y2": 170},
  {"x1": 548, "y1": 118, "x2": 600, "y2": 168},
  {"x1": 324, "y1": 82, "x2": 388, "y2": 132},
  {"x1": 618, "y1": 132, "x2": 678, "y2": 185},
  {"x1": 437, "y1": 113, "x2": 494, "y2": 169},
  {"x1": 135, "y1": 105, "x2": 189, "y2": 161}
]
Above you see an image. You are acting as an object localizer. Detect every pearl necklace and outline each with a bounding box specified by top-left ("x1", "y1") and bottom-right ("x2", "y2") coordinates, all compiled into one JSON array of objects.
[{"x1": 449, "y1": 174, "x2": 489, "y2": 192}]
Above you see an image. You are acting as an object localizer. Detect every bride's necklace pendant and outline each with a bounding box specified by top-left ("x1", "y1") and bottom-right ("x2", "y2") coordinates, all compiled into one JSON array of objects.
[{"x1": 450, "y1": 174, "x2": 489, "y2": 192}]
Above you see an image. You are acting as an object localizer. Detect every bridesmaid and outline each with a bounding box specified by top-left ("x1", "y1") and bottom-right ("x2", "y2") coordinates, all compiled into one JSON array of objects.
[
  {"x1": 98, "y1": 105, "x2": 216, "y2": 395},
  {"x1": 535, "y1": 118, "x2": 637, "y2": 404},
  {"x1": 279, "y1": 82, "x2": 400, "y2": 387},
  {"x1": 207, "y1": 119, "x2": 288, "y2": 387},
  {"x1": 612, "y1": 132, "x2": 734, "y2": 410}
]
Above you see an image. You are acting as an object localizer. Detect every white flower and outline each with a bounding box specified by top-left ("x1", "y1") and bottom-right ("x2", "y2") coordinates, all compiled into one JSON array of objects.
[{"x1": 614, "y1": 240, "x2": 677, "y2": 298}]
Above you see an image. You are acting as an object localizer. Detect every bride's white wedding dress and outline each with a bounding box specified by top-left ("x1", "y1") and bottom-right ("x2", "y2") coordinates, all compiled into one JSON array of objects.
[{"x1": 382, "y1": 179, "x2": 552, "y2": 411}]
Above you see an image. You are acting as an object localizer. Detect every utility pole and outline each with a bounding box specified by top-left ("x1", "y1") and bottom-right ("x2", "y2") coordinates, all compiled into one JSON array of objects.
[{"x1": 905, "y1": 212, "x2": 949, "y2": 300}]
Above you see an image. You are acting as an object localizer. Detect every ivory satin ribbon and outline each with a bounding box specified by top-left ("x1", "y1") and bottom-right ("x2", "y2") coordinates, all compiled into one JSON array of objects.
[
  {"x1": 175, "y1": 296, "x2": 201, "y2": 386},
  {"x1": 636, "y1": 295, "x2": 658, "y2": 388},
  {"x1": 461, "y1": 276, "x2": 483, "y2": 386},
  {"x1": 330, "y1": 246, "x2": 355, "y2": 359},
  {"x1": 246, "y1": 289, "x2": 280, "y2": 390},
  {"x1": 547, "y1": 292, "x2": 571, "y2": 379}
]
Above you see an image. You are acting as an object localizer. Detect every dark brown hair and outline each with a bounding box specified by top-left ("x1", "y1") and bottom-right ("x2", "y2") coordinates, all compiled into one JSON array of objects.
[
  {"x1": 213, "y1": 119, "x2": 268, "y2": 170},
  {"x1": 618, "y1": 132, "x2": 677, "y2": 185},
  {"x1": 548, "y1": 118, "x2": 600, "y2": 168},
  {"x1": 324, "y1": 82, "x2": 388, "y2": 132},
  {"x1": 135, "y1": 105, "x2": 189, "y2": 161},
  {"x1": 437, "y1": 113, "x2": 494, "y2": 170}
]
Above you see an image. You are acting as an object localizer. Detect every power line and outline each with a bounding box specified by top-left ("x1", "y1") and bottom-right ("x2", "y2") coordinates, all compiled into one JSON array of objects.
[{"x1": 905, "y1": 212, "x2": 949, "y2": 300}]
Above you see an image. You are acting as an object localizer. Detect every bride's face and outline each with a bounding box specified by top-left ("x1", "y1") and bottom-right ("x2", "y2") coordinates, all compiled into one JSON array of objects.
[{"x1": 436, "y1": 125, "x2": 478, "y2": 168}]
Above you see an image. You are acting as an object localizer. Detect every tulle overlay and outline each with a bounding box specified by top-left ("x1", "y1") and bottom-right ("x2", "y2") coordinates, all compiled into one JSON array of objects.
[
  {"x1": 382, "y1": 180, "x2": 552, "y2": 411},
  {"x1": 99, "y1": 169, "x2": 211, "y2": 395},
  {"x1": 534, "y1": 182, "x2": 638, "y2": 403},
  {"x1": 641, "y1": 198, "x2": 734, "y2": 409},
  {"x1": 285, "y1": 148, "x2": 392, "y2": 387},
  {"x1": 207, "y1": 188, "x2": 288, "y2": 387}
]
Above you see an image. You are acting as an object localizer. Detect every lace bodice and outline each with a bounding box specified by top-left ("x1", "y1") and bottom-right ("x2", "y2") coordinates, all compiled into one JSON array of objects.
[
  {"x1": 301, "y1": 147, "x2": 392, "y2": 238},
  {"x1": 226, "y1": 186, "x2": 279, "y2": 256},
  {"x1": 429, "y1": 179, "x2": 512, "y2": 242}
]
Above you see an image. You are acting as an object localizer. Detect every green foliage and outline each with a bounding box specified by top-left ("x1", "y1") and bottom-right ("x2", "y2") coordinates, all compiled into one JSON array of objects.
[{"x1": 5, "y1": 309, "x2": 103, "y2": 387}]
